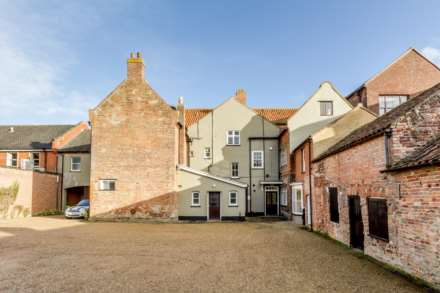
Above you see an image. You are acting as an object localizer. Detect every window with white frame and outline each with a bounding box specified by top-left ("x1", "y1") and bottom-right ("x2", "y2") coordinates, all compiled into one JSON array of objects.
[
  {"x1": 280, "y1": 148, "x2": 287, "y2": 167},
  {"x1": 281, "y1": 186, "x2": 288, "y2": 206},
  {"x1": 292, "y1": 184, "x2": 303, "y2": 214},
  {"x1": 301, "y1": 148, "x2": 306, "y2": 173},
  {"x1": 71, "y1": 157, "x2": 81, "y2": 171},
  {"x1": 32, "y1": 153, "x2": 40, "y2": 168},
  {"x1": 229, "y1": 191, "x2": 238, "y2": 206},
  {"x1": 6, "y1": 152, "x2": 17, "y2": 167},
  {"x1": 231, "y1": 162, "x2": 239, "y2": 178},
  {"x1": 379, "y1": 95, "x2": 408, "y2": 115},
  {"x1": 320, "y1": 101, "x2": 333, "y2": 116},
  {"x1": 226, "y1": 130, "x2": 240, "y2": 145},
  {"x1": 203, "y1": 147, "x2": 211, "y2": 159},
  {"x1": 99, "y1": 179, "x2": 116, "y2": 191},
  {"x1": 191, "y1": 191, "x2": 200, "y2": 206},
  {"x1": 252, "y1": 151, "x2": 264, "y2": 168}
]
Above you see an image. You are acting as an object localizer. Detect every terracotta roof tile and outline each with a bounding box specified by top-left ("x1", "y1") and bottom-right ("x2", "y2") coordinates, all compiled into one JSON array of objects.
[{"x1": 185, "y1": 108, "x2": 297, "y2": 127}]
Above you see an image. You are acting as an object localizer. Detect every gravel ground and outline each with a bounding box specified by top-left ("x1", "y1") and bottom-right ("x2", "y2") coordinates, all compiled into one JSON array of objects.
[{"x1": 0, "y1": 217, "x2": 424, "y2": 293}]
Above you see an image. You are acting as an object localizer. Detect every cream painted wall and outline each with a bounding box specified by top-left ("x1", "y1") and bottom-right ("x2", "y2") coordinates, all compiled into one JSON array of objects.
[
  {"x1": 288, "y1": 82, "x2": 353, "y2": 152},
  {"x1": 186, "y1": 97, "x2": 280, "y2": 213},
  {"x1": 177, "y1": 169, "x2": 246, "y2": 218}
]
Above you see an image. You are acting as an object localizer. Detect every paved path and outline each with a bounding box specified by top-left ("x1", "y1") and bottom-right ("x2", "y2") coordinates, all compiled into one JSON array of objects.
[{"x1": 0, "y1": 217, "x2": 423, "y2": 292}]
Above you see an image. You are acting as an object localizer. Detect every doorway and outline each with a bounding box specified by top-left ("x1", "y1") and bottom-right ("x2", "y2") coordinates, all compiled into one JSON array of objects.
[
  {"x1": 348, "y1": 196, "x2": 364, "y2": 250},
  {"x1": 208, "y1": 192, "x2": 220, "y2": 220},
  {"x1": 265, "y1": 187, "x2": 278, "y2": 216}
]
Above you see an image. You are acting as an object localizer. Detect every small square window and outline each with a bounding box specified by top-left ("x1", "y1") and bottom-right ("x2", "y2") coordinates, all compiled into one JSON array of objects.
[
  {"x1": 99, "y1": 179, "x2": 116, "y2": 191},
  {"x1": 71, "y1": 157, "x2": 81, "y2": 171},
  {"x1": 204, "y1": 147, "x2": 211, "y2": 159},
  {"x1": 320, "y1": 101, "x2": 333, "y2": 116},
  {"x1": 229, "y1": 191, "x2": 238, "y2": 206},
  {"x1": 227, "y1": 130, "x2": 240, "y2": 145},
  {"x1": 191, "y1": 192, "x2": 200, "y2": 206}
]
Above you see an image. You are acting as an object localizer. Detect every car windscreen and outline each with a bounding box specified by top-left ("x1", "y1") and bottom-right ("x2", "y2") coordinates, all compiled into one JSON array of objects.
[{"x1": 77, "y1": 200, "x2": 89, "y2": 206}]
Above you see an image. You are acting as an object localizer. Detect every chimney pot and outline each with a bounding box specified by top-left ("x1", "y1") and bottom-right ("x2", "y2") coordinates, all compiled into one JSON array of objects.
[
  {"x1": 235, "y1": 89, "x2": 247, "y2": 105},
  {"x1": 127, "y1": 52, "x2": 145, "y2": 81}
]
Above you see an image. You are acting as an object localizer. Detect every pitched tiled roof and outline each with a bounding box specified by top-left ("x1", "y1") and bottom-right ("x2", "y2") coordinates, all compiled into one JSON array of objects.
[
  {"x1": 0, "y1": 125, "x2": 75, "y2": 150},
  {"x1": 387, "y1": 136, "x2": 440, "y2": 171},
  {"x1": 185, "y1": 108, "x2": 297, "y2": 127},
  {"x1": 58, "y1": 129, "x2": 91, "y2": 153},
  {"x1": 314, "y1": 82, "x2": 440, "y2": 162}
]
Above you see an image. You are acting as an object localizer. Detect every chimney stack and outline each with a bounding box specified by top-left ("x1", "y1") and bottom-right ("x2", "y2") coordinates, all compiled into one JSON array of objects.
[
  {"x1": 235, "y1": 89, "x2": 247, "y2": 105},
  {"x1": 127, "y1": 52, "x2": 145, "y2": 81}
]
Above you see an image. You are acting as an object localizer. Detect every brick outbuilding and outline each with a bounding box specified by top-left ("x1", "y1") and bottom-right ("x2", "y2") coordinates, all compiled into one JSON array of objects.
[{"x1": 312, "y1": 83, "x2": 440, "y2": 288}]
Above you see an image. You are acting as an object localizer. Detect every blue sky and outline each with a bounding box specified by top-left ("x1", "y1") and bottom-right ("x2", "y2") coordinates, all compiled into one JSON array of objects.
[{"x1": 1, "y1": 0, "x2": 440, "y2": 124}]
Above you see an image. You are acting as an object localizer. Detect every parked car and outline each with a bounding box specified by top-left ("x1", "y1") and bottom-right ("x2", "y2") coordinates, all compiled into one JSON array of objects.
[{"x1": 65, "y1": 199, "x2": 89, "y2": 219}]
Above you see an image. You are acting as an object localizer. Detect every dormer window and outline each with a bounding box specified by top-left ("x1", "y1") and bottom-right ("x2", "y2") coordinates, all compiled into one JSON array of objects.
[
  {"x1": 227, "y1": 130, "x2": 240, "y2": 145},
  {"x1": 320, "y1": 101, "x2": 333, "y2": 116}
]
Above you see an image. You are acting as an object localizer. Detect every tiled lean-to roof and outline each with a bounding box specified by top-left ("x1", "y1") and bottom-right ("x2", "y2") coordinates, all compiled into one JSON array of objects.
[
  {"x1": 0, "y1": 125, "x2": 75, "y2": 150},
  {"x1": 58, "y1": 129, "x2": 91, "y2": 153},
  {"x1": 314, "y1": 82, "x2": 440, "y2": 162},
  {"x1": 185, "y1": 108, "x2": 297, "y2": 127},
  {"x1": 386, "y1": 135, "x2": 440, "y2": 171}
]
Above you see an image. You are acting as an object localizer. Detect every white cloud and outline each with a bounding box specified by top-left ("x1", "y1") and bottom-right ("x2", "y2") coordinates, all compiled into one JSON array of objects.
[
  {"x1": 421, "y1": 46, "x2": 440, "y2": 65},
  {"x1": 0, "y1": 1, "x2": 100, "y2": 124}
]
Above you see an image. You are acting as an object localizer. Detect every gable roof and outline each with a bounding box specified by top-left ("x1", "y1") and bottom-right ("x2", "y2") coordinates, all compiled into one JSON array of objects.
[
  {"x1": 346, "y1": 48, "x2": 440, "y2": 99},
  {"x1": 314, "y1": 82, "x2": 440, "y2": 162},
  {"x1": 0, "y1": 125, "x2": 75, "y2": 150},
  {"x1": 386, "y1": 135, "x2": 440, "y2": 171},
  {"x1": 185, "y1": 107, "x2": 297, "y2": 127},
  {"x1": 58, "y1": 129, "x2": 91, "y2": 153}
]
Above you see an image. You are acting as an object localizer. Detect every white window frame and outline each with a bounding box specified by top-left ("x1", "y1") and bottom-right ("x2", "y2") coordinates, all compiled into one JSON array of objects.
[
  {"x1": 32, "y1": 152, "x2": 40, "y2": 168},
  {"x1": 226, "y1": 130, "x2": 240, "y2": 145},
  {"x1": 6, "y1": 152, "x2": 18, "y2": 167},
  {"x1": 191, "y1": 191, "x2": 201, "y2": 207},
  {"x1": 320, "y1": 101, "x2": 333, "y2": 116},
  {"x1": 229, "y1": 191, "x2": 238, "y2": 206},
  {"x1": 281, "y1": 186, "x2": 288, "y2": 206},
  {"x1": 252, "y1": 150, "x2": 264, "y2": 169},
  {"x1": 379, "y1": 95, "x2": 408, "y2": 115},
  {"x1": 70, "y1": 157, "x2": 81, "y2": 172},
  {"x1": 99, "y1": 179, "x2": 116, "y2": 191},
  {"x1": 291, "y1": 183, "x2": 304, "y2": 215},
  {"x1": 203, "y1": 147, "x2": 211, "y2": 159},
  {"x1": 231, "y1": 162, "x2": 239, "y2": 178}
]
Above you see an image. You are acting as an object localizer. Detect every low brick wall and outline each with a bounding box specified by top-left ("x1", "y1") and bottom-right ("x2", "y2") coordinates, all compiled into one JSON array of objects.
[
  {"x1": 0, "y1": 167, "x2": 59, "y2": 218},
  {"x1": 32, "y1": 171, "x2": 59, "y2": 214}
]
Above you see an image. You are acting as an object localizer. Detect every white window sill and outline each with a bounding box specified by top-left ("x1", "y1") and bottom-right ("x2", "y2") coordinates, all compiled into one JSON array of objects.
[
  {"x1": 190, "y1": 205, "x2": 201, "y2": 208},
  {"x1": 252, "y1": 166, "x2": 264, "y2": 169},
  {"x1": 231, "y1": 176, "x2": 240, "y2": 179},
  {"x1": 226, "y1": 144, "x2": 240, "y2": 146},
  {"x1": 292, "y1": 212, "x2": 303, "y2": 216},
  {"x1": 228, "y1": 204, "x2": 238, "y2": 207}
]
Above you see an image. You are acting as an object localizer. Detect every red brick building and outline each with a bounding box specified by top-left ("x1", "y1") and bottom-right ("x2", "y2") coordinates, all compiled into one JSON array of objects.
[
  {"x1": 312, "y1": 84, "x2": 440, "y2": 288},
  {"x1": 347, "y1": 48, "x2": 440, "y2": 115},
  {"x1": 0, "y1": 123, "x2": 88, "y2": 173},
  {"x1": 89, "y1": 53, "x2": 183, "y2": 219}
]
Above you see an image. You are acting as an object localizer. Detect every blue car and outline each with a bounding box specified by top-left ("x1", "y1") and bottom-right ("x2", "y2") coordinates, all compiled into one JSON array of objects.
[{"x1": 65, "y1": 199, "x2": 89, "y2": 219}]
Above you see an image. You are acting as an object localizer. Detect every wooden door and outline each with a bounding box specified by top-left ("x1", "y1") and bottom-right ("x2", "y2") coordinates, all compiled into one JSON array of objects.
[
  {"x1": 348, "y1": 196, "x2": 364, "y2": 250},
  {"x1": 209, "y1": 192, "x2": 220, "y2": 220},
  {"x1": 265, "y1": 191, "x2": 278, "y2": 216}
]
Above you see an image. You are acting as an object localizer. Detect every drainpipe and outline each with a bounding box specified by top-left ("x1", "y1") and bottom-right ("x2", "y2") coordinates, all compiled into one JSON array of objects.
[
  {"x1": 248, "y1": 139, "x2": 252, "y2": 215},
  {"x1": 308, "y1": 138, "x2": 314, "y2": 231},
  {"x1": 59, "y1": 153, "x2": 65, "y2": 211}
]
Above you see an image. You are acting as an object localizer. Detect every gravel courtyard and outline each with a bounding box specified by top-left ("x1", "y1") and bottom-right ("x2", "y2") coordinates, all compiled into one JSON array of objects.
[{"x1": 0, "y1": 217, "x2": 424, "y2": 293}]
